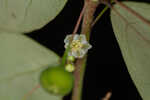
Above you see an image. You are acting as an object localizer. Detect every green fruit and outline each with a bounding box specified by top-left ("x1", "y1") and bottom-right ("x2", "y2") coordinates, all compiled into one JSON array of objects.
[{"x1": 40, "y1": 66, "x2": 74, "y2": 96}]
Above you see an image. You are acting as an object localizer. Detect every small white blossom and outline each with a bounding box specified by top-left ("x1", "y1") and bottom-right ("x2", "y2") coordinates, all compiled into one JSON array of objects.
[{"x1": 64, "y1": 34, "x2": 92, "y2": 58}]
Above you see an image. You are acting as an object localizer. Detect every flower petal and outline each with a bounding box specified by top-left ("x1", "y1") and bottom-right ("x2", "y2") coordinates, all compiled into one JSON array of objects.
[
  {"x1": 72, "y1": 50, "x2": 85, "y2": 58},
  {"x1": 73, "y1": 34, "x2": 80, "y2": 41},
  {"x1": 81, "y1": 43, "x2": 92, "y2": 52},
  {"x1": 64, "y1": 34, "x2": 72, "y2": 44},
  {"x1": 79, "y1": 34, "x2": 87, "y2": 44},
  {"x1": 64, "y1": 43, "x2": 69, "y2": 48}
]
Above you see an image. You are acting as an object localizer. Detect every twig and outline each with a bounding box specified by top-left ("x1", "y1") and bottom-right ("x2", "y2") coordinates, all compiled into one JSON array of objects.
[
  {"x1": 101, "y1": 91, "x2": 112, "y2": 100},
  {"x1": 92, "y1": 0, "x2": 114, "y2": 27},
  {"x1": 72, "y1": 3, "x2": 86, "y2": 35},
  {"x1": 71, "y1": 1, "x2": 98, "y2": 100},
  {"x1": 92, "y1": 6, "x2": 109, "y2": 27}
]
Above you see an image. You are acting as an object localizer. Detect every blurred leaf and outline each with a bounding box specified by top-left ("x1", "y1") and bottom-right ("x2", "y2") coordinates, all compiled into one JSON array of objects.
[
  {"x1": 0, "y1": 33, "x2": 61, "y2": 100},
  {"x1": 111, "y1": 1, "x2": 150, "y2": 100},
  {"x1": 0, "y1": 0, "x2": 67, "y2": 33}
]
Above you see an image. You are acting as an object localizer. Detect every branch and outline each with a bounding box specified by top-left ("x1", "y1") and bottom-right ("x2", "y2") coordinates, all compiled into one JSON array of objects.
[{"x1": 71, "y1": 1, "x2": 98, "y2": 100}]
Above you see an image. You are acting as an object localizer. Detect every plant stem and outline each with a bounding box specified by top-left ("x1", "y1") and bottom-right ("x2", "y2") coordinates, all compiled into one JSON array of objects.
[
  {"x1": 92, "y1": 6, "x2": 109, "y2": 26},
  {"x1": 72, "y1": 4, "x2": 86, "y2": 35},
  {"x1": 71, "y1": 1, "x2": 98, "y2": 100},
  {"x1": 61, "y1": 46, "x2": 70, "y2": 67},
  {"x1": 92, "y1": 0, "x2": 114, "y2": 26},
  {"x1": 71, "y1": 56, "x2": 87, "y2": 100}
]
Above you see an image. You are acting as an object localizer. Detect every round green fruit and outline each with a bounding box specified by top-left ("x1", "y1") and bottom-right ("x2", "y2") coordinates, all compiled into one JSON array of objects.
[{"x1": 40, "y1": 66, "x2": 74, "y2": 96}]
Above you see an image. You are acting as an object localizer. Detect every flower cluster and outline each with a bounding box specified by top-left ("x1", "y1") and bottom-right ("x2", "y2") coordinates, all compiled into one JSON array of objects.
[{"x1": 64, "y1": 34, "x2": 92, "y2": 58}]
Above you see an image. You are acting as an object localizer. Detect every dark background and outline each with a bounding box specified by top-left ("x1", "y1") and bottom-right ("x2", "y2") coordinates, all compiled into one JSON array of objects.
[{"x1": 27, "y1": 0, "x2": 150, "y2": 100}]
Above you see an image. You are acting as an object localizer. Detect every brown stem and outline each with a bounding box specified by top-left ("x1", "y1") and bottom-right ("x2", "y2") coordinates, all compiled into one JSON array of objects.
[
  {"x1": 71, "y1": 1, "x2": 98, "y2": 100},
  {"x1": 72, "y1": 4, "x2": 86, "y2": 35},
  {"x1": 71, "y1": 56, "x2": 87, "y2": 100},
  {"x1": 101, "y1": 91, "x2": 112, "y2": 100},
  {"x1": 81, "y1": 0, "x2": 98, "y2": 41}
]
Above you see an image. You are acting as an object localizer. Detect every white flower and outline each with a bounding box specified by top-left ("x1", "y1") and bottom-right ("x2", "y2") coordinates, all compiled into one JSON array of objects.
[{"x1": 64, "y1": 34, "x2": 92, "y2": 58}]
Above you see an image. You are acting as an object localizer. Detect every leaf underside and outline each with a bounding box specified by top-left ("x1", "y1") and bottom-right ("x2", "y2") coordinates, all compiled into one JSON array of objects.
[
  {"x1": 0, "y1": 0, "x2": 67, "y2": 33},
  {"x1": 0, "y1": 0, "x2": 68, "y2": 99},
  {"x1": 0, "y1": 33, "x2": 61, "y2": 100},
  {"x1": 111, "y1": 1, "x2": 150, "y2": 100}
]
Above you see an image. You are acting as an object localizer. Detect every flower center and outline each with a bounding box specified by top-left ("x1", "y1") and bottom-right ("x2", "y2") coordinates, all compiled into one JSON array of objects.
[{"x1": 70, "y1": 40, "x2": 83, "y2": 52}]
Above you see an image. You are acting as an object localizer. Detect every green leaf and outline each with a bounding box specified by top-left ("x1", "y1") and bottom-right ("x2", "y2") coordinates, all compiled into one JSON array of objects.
[
  {"x1": 0, "y1": 0, "x2": 67, "y2": 33},
  {"x1": 0, "y1": 33, "x2": 61, "y2": 100},
  {"x1": 111, "y1": 1, "x2": 150, "y2": 100}
]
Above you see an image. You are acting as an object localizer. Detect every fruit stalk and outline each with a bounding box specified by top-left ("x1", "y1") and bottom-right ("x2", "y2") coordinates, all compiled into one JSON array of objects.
[{"x1": 71, "y1": 1, "x2": 98, "y2": 100}]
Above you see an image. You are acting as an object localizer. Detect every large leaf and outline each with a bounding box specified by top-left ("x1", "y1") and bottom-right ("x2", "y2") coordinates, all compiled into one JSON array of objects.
[
  {"x1": 0, "y1": 33, "x2": 61, "y2": 100},
  {"x1": 111, "y1": 1, "x2": 150, "y2": 100},
  {"x1": 0, "y1": 0, "x2": 67, "y2": 33}
]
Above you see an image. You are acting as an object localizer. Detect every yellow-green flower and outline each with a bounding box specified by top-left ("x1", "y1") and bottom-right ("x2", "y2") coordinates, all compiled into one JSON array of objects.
[{"x1": 64, "y1": 34, "x2": 92, "y2": 58}]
